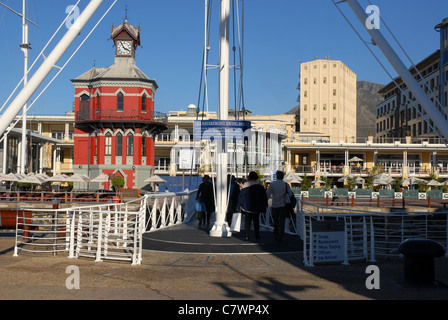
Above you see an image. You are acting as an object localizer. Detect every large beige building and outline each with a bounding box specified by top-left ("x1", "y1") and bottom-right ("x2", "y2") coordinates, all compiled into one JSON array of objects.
[{"x1": 298, "y1": 58, "x2": 357, "y2": 143}]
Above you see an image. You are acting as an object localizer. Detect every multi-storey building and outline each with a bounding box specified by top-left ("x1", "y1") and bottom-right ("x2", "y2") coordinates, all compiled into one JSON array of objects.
[
  {"x1": 298, "y1": 58, "x2": 357, "y2": 143},
  {"x1": 376, "y1": 17, "x2": 448, "y2": 143},
  {"x1": 154, "y1": 105, "x2": 293, "y2": 181},
  {"x1": 0, "y1": 113, "x2": 74, "y2": 176}
]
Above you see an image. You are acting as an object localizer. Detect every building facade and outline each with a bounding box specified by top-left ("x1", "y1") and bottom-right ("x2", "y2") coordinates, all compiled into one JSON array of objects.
[
  {"x1": 298, "y1": 58, "x2": 357, "y2": 143},
  {"x1": 71, "y1": 20, "x2": 167, "y2": 190},
  {"x1": 376, "y1": 17, "x2": 448, "y2": 143}
]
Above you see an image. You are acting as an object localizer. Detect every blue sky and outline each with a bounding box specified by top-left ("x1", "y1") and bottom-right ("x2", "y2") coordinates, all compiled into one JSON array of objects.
[{"x1": 0, "y1": 0, "x2": 447, "y2": 117}]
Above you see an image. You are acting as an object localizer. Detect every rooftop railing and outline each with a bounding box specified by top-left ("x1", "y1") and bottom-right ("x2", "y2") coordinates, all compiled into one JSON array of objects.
[{"x1": 75, "y1": 109, "x2": 168, "y2": 124}]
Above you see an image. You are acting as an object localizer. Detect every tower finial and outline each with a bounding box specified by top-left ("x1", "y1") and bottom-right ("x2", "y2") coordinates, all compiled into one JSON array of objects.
[{"x1": 124, "y1": 5, "x2": 129, "y2": 22}]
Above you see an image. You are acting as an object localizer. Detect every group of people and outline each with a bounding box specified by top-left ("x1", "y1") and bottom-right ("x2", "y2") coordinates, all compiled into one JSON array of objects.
[{"x1": 195, "y1": 170, "x2": 294, "y2": 242}]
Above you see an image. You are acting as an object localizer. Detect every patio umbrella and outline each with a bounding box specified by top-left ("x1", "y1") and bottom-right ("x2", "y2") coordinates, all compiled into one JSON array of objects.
[
  {"x1": 18, "y1": 175, "x2": 47, "y2": 185},
  {"x1": 144, "y1": 175, "x2": 167, "y2": 183},
  {"x1": 90, "y1": 173, "x2": 110, "y2": 182},
  {"x1": 65, "y1": 173, "x2": 91, "y2": 182},
  {"x1": 406, "y1": 177, "x2": 427, "y2": 185},
  {"x1": 427, "y1": 179, "x2": 442, "y2": 186},
  {"x1": 0, "y1": 173, "x2": 24, "y2": 182},
  {"x1": 348, "y1": 156, "x2": 363, "y2": 162},
  {"x1": 284, "y1": 172, "x2": 302, "y2": 184},
  {"x1": 373, "y1": 173, "x2": 393, "y2": 186},
  {"x1": 47, "y1": 174, "x2": 69, "y2": 182},
  {"x1": 312, "y1": 178, "x2": 326, "y2": 185}
]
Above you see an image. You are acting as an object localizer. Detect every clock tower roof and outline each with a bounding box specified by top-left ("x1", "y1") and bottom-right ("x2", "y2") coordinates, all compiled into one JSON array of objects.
[{"x1": 111, "y1": 20, "x2": 141, "y2": 46}]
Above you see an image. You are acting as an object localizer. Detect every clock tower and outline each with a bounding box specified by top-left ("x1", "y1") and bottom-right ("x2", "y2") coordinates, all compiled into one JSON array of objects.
[
  {"x1": 72, "y1": 19, "x2": 167, "y2": 191},
  {"x1": 111, "y1": 19, "x2": 141, "y2": 59}
]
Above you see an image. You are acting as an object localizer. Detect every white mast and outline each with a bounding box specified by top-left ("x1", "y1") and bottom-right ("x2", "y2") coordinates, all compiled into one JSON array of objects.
[
  {"x1": 210, "y1": 0, "x2": 231, "y2": 237},
  {"x1": 20, "y1": 0, "x2": 29, "y2": 174},
  {"x1": 0, "y1": 0, "x2": 104, "y2": 139}
]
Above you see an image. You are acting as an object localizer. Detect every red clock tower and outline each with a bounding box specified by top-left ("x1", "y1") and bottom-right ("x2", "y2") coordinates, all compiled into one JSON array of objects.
[{"x1": 72, "y1": 19, "x2": 167, "y2": 190}]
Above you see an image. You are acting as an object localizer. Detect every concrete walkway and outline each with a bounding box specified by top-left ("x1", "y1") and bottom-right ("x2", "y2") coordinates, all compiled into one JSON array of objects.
[{"x1": 1, "y1": 222, "x2": 448, "y2": 301}]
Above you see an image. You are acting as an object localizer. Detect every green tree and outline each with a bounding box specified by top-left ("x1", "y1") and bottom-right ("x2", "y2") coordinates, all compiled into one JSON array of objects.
[
  {"x1": 301, "y1": 175, "x2": 312, "y2": 191},
  {"x1": 111, "y1": 176, "x2": 125, "y2": 193},
  {"x1": 346, "y1": 176, "x2": 358, "y2": 191}
]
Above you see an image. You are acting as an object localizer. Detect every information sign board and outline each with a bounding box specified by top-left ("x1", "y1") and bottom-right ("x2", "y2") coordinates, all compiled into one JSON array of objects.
[
  {"x1": 311, "y1": 220, "x2": 346, "y2": 264},
  {"x1": 193, "y1": 120, "x2": 251, "y2": 141}
]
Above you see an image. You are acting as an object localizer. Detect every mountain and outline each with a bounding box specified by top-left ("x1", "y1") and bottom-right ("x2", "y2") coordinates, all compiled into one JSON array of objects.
[
  {"x1": 284, "y1": 80, "x2": 385, "y2": 139},
  {"x1": 356, "y1": 80, "x2": 384, "y2": 139}
]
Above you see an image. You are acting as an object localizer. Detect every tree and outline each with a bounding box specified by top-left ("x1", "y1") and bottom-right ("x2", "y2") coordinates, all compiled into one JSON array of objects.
[
  {"x1": 346, "y1": 176, "x2": 358, "y2": 191},
  {"x1": 301, "y1": 175, "x2": 312, "y2": 191},
  {"x1": 111, "y1": 176, "x2": 125, "y2": 193}
]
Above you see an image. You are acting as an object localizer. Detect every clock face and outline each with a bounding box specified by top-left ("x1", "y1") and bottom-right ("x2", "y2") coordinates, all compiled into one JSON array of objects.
[{"x1": 116, "y1": 40, "x2": 133, "y2": 56}]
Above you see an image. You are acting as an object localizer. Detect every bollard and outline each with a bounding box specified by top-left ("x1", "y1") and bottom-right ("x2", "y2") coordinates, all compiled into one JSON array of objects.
[
  {"x1": 398, "y1": 239, "x2": 445, "y2": 285},
  {"x1": 377, "y1": 195, "x2": 380, "y2": 207},
  {"x1": 351, "y1": 195, "x2": 354, "y2": 207},
  {"x1": 428, "y1": 195, "x2": 431, "y2": 208},
  {"x1": 326, "y1": 196, "x2": 329, "y2": 207}
]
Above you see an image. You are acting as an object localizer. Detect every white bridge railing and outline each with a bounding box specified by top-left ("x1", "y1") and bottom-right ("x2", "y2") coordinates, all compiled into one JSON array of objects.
[
  {"x1": 298, "y1": 200, "x2": 448, "y2": 267},
  {"x1": 13, "y1": 190, "x2": 197, "y2": 265}
]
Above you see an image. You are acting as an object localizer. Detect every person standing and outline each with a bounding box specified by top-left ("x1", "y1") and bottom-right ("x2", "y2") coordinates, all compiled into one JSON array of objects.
[
  {"x1": 266, "y1": 170, "x2": 294, "y2": 242},
  {"x1": 237, "y1": 171, "x2": 268, "y2": 241},
  {"x1": 197, "y1": 175, "x2": 215, "y2": 225},
  {"x1": 226, "y1": 175, "x2": 241, "y2": 225}
]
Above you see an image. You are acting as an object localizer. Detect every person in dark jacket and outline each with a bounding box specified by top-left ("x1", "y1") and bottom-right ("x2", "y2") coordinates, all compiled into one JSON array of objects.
[
  {"x1": 226, "y1": 175, "x2": 241, "y2": 225},
  {"x1": 236, "y1": 171, "x2": 268, "y2": 241},
  {"x1": 196, "y1": 175, "x2": 215, "y2": 225}
]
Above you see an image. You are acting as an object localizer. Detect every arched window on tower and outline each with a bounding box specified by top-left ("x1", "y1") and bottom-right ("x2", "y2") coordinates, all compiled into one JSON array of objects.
[
  {"x1": 80, "y1": 94, "x2": 90, "y2": 112},
  {"x1": 116, "y1": 133, "x2": 123, "y2": 156},
  {"x1": 141, "y1": 94, "x2": 147, "y2": 112},
  {"x1": 142, "y1": 132, "x2": 147, "y2": 157},
  {"x1": 105, "y1": 133, "x2": 112, "y2": 156},
  {"x1": 127, "y1": 133, "x2": 134, "y2": 156},
  {"x1": 117, "y1": 92, "x2": 124, "y2": 111}
]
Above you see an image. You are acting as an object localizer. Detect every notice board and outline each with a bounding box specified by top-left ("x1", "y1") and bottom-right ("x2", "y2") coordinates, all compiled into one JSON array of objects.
[{"x1": 311, "y1": 220, "x2": 346, "y2": 264}]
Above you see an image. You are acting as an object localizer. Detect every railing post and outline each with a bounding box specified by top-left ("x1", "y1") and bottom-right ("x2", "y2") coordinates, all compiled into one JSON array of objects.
[
  {"x1": 369, "y1": 216, "x2": 376, "y2": 263},
  {"x1": 68, "y1": 212, "x2": 76, "y2": 259},
  {"x1": 95, "y1": 211, "x2": 103, "y2": 262}
]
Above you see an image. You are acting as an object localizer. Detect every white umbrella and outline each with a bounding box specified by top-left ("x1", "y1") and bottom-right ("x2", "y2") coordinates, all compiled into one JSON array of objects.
[
  {"x1": 407, "y1": 177, "x2": 427, "y2": 185},
  {"x1": 90, "y1": 173, "x2": 110, "y2": 182},
  {"x1": 312, "y1": 178, "x2": 326, "y2": 185},
  {"x1": 19, "y1": 175, "x2": 47, "y2": 185},
  {"x1": 348, "y1": 156, "x2": 363, "y2": 162},
  {"x1": 36, "y1": 173, "x2": 50, "y2": 181},
  {"x1": 427, "y1": 179, "x2": 442, "y2": 186},
  {"x1": 0, "y1": 173, "x2": 24, "y2": 182},
  {"x1": 47, "y1": 174, "x2": 68, "y2": 182},
  {"x1": 284, "y1": 172, "x2": 302, "y2": 184},
  {"x1": 65, "y1": 173, "x2": 91, "y2": 182},
  {"x1": 144, "y1": 175, "x2": 167, "y2": 183}
]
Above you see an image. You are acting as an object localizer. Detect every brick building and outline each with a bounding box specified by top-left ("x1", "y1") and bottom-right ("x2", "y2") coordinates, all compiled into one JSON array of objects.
[{"x1": 71, "y1": 19, "x2": 167, "y2": 190}]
